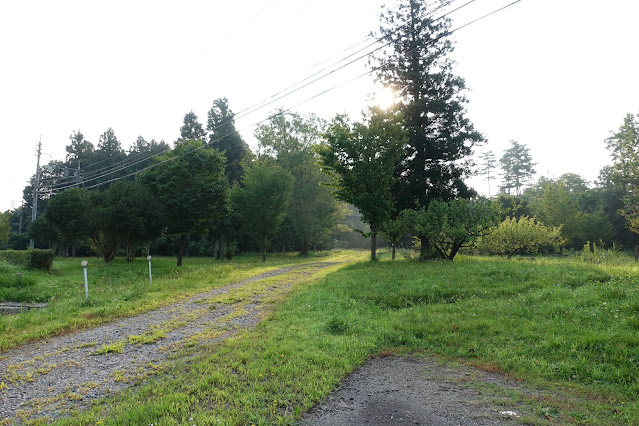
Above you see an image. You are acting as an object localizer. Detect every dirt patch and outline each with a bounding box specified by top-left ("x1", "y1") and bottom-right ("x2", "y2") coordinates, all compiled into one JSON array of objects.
[{"x1": 301, "y1": 356, "x2": 536, "y2": 425}]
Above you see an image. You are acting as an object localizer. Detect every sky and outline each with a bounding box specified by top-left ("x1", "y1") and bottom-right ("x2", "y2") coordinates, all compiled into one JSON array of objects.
[{"x1": 1, "y1": 0, "x2": 638, "y2": 212}]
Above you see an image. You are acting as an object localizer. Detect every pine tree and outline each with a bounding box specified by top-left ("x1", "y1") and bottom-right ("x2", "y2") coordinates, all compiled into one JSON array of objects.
[{"x1": 499, "y1": 140, "x2": 536, "y2": 196}]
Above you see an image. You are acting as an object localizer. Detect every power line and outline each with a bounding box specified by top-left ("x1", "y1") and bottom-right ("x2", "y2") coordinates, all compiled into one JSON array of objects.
[
  {"x1": 37, "y1": 0, "x2": 476, "y2": 193},
  {"x1": 63, "y1": 0, "x2": 523, "y2": 192},
  {"x1": 37, "y1": 0, "x2": 522, "y2": 194}
]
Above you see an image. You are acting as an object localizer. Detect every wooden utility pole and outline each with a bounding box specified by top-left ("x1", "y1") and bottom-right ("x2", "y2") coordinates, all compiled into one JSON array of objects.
[{"x1": 29, "y1": 136, "x2": 42, "y2": 249}]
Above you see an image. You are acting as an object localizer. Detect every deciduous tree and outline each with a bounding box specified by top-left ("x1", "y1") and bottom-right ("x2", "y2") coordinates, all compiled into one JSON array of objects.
[
  {"x1": 232, "y1": 160, "x2": 293, "y2": 261},
  {"x1": 318, "y1": 108, "x2": 407, "y2": 260}
]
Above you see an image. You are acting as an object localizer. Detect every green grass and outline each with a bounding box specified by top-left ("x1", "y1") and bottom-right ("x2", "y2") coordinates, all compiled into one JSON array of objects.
[
  {"x1": 47, "y1": 253, "x2": 639, "y2": 425},
  {"x1": 0, "y1": 251, "x2": 356, "y2": 352}
]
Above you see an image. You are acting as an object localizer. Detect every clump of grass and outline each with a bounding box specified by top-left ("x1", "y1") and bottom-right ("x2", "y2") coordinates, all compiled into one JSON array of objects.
[{"x1": 92, "y1": 340, "x2": 126, "y2": 355}]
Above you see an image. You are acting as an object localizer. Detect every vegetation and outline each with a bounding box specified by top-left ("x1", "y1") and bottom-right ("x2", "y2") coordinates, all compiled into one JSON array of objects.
[
  {"x1": 0, "y1": 252, "x2": 351, "y2": 352},
  {"x1": 477, "y1": 216, "x2": 564, "y2": 258},
  {"x1": 44, "y1": 254, "x2": 639, "y2": 425}
]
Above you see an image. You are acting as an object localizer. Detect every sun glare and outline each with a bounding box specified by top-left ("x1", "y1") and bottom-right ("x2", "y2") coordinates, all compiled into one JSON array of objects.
[{"x1": 374, "y1": 87, "x2": 396, "y2": 110}]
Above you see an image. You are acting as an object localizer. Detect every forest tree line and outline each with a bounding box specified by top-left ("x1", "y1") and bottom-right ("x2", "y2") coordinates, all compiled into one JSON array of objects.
[{"x1": 1, "y1": 0, "x2": 638, "y2": 262}]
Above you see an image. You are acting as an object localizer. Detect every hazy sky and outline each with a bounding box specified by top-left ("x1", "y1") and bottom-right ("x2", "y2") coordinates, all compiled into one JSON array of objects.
[{"x1": 1, "y1": 0, "x2": 638, "y2": 212}]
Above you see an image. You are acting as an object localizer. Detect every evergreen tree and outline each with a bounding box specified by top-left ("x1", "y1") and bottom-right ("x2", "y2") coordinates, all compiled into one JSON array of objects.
[
  {"x1": 371, "y1": 0, "x2": 483, "y2": 256},
  {"x1": 499, "y1": 140, "x2": 536, "y2": 196},
  {"x1": 479, "y1": 150, "x2": 497, "y2": 198},
  {"x1": 179, "y1": 111, "x2": 206, "y2": 143},
  {"x1": 207, "y1": 98, "x2": 251, "y2": 184},
  {"x1": 66, "y1": 130, "x2": 95, "y2": 166}
]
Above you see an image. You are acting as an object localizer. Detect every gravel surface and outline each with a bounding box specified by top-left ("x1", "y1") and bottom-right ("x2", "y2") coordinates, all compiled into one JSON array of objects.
[
  {"x1": 301, "y1": 356, "x2": 535, "y2": 425},
  {"x1": 0, "y1": 262, "x2": 336, "y2": 423}
]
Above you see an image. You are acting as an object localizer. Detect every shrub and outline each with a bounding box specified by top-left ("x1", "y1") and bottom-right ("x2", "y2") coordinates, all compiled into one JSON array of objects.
[
  {"x1": 0, "y1": 249, "x2": 54, "y2": 272},
  {"x1": 29, "y1": 250, "x2": 55, "y2": 272},
  {"x1": 477, "y1": 216, "x2": 565, "y2": 258}
]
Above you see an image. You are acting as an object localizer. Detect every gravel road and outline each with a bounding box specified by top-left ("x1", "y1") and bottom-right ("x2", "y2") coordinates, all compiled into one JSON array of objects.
[
  {"x1": 301, "y1": 356, "x2": 533, "y2": 425},
  {"x1": 0, "y1": 262, "x2": 336, "y2": 423}
]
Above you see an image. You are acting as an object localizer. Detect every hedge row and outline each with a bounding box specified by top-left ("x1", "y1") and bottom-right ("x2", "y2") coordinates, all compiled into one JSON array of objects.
[{"x1": 0, "y1": 249, "x2": 55, "y2": 272}]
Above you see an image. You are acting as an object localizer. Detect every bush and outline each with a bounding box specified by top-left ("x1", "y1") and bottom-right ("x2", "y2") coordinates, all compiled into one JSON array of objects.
[
  {"x1": 0, "y1": 250, "x2": 30, "y2": 266},
  {"x1": 477, "y1": 216, "x2": 565, "y2": 258},
  {"x1": 29, "y1": 250, "x2": 55, "y2": 272},
  {"x1": 0, "y1": 249, "x2": 54, "y2": 272}
]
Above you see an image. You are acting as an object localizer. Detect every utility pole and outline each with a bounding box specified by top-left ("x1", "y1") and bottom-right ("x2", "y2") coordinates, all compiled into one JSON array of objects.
[{"x1": 29, "y1": 136, "x2": 42, "y2": 249}]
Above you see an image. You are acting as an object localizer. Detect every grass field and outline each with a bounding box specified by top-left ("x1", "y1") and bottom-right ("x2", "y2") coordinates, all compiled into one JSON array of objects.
[{"x1": 4, "y1": 249, "x2": 639, "y2": 424}]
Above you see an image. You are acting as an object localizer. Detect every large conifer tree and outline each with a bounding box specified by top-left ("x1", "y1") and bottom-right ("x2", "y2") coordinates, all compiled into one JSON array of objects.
[
  {"x1": 372, "y1": 0, "x2": 483, "y2": 258},
  {"x1": 372, "y1": 0, "x2": 483, "y2": 209}
]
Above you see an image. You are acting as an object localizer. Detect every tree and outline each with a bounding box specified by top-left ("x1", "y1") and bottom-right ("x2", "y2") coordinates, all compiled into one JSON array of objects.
[
  {"x1": 318, "y1": 108, "x2": 407, "y2": 260},
  {"x1": 0, "y1": 213, "x2": 9, "y2": 246},
  {"x1": 179, "y1": 111, "x2": 206, "y2": 143},
  {"x1": 531, "y1": 179, "x2": 582, "y2": 245},
  {"x1": 380, "y1": 215, "x2": 409, "y2": 260},
  {"x1": 44, "y1": 188, "x2": 92, "y2": 255},
  {"x1": 477, "y1": 216, "x2": 565, "y2": 259},
  {"x1": 256, "y1": 111, "x2": 341, "y2": 255},
  {"x1": 499, "y1": 140, "x2": 536, "y2": 196},
  {"x1": 232, "y1": 160, "x2": 294, "y2": 261},
  {"x1": 207, "y1": 98, "x2": 251, "y2": 185},
  {"x1": 604, "y1": 111, "x2": 639, "y2": 234},
  {"x1": 27, "y1": 216, "x2": 61, "y2": 252},
  {"x1": 404, "y1": 198, "x2": 498, "y2": 261},
  {"x1": 66, "y1": 130, "x2": 95, "y2": 166},
  {"x1": 139, "y1": 140, "x2": 228, "y2": 266},
  {"x1": 101, "y1": 181, "x2": 166, "y2": 261},
  {"x1": 371, "y1": 0, "x2": 483, "y2": 213},
  {"x1": 479, "y1": 150, "x2": 497, "y2": 198}
]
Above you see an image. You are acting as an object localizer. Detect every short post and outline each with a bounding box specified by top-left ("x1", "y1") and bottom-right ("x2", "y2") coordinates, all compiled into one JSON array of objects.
[
  {"x1": 81, "y1": 260, "x2": 89, "y2": 299},
  {"x1": 147, "y1": 255, "x2": 153, "y2": 285},
  {"x1": 16, "y1": 273, "x2": 22, "y2": 283}
]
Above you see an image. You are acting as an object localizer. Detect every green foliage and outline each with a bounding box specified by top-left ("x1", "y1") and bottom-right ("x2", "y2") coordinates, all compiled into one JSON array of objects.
[
  {"x1": 232, "y1": 159, "x2": 294, "y2": 260},
  {"x1": 319, "y1": 108, "x2": 407, "y2": 260},
  {"x1": 139, "y1": 139, "x2": 228, "y2": 265},
  {"x1": 478, "y1": 149, "x2": 497, "y2": 197},
  {"x1": 531, "y1": 179, "x2": 583, "y2": 243},
  {"x1": 28, "y1": 249, "x2": 54, "y2": 272},
  {"x1": 179, "y1": 111, "x2": 206, "y2": 142},
  {"x1": 28, "y1": 216, "x2": 61, "y2": 249},
  {"x1": 478, "y1": 216, "x2": 564, "y2": 258},
  {"x1": 0, "y1": 213, "x2": 9, "y2": 245},
  {"x1": 207, "y1": 98, "x2": 251, "y2": 185},
  {"x1": 44, "y1": 188, "x2": 92, "y2": 246},
  {"x1": 380, "y1": 215, "x2": 410, "y2": 260},
  {"x1": 0, "y1": 249, "x2": 31, "y2": 266},
  {"x1": 404, "y1": 198, "x2": 499, "y2": 260},
  {"x1": 499, "y1": 140, "x2": 536, "y2": 195},
  {"x1": 257, "y1": 111, "x2": 341, "y2": 254},
  {"x1": 372, "y1": 0, "x2": 483, "y2": 210},
  {"x1": 0, "y1": 249, "x2": 53, "y2": 271},
  {"x1": 605, "y1": 111, "x2": 639, "y2": 234}
]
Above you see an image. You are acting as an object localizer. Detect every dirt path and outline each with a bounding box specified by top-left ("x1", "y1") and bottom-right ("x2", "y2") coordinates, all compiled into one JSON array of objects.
[
  {"x1": 301, "y1": 356, "x2": 536, "y2": 425},
  {"x1": 0, "y1": 262, "x2": 338, "y2": 423}
]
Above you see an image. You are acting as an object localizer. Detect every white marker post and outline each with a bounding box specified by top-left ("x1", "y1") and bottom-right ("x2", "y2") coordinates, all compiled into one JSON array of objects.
[
  {"x1": 147, "y1": 255, "x2": 152, "y2": 285},
  {"x1": 81, "y1": 260, "x2": 89, "y2": 299}
]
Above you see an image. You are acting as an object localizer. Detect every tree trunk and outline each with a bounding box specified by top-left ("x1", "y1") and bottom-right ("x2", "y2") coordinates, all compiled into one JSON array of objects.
[
  {"x1": 262, "y1": 236, "x2": 267, "y2": 261},
  {"x1": 126, "y1": 240, "x2": 134, "y2": 262},
  {"x1": 214, "y1": 238, "x2": 221, "y2": 260},
  {"x1": 300, "y1": 240, "x2": 309, "y2": 256},
  {"x1": 370, "y1": 226, "x2": 377, "y2": 261},
  {"x1": 392, "y1": 242, "x2": 396, "y2": 260},
  {"x1": 177, "y1": 233, "x2": 186, "y2": 266},
  {"x1": 71, "y1": 245, "x2": 77, "y2": 257}
]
